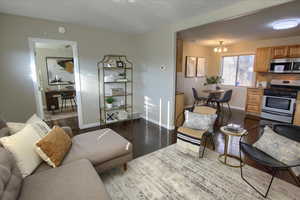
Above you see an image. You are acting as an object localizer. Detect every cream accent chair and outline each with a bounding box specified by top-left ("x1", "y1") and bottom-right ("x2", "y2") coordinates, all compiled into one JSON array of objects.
[{"x1": 176, "y1": 105, "x2": 218, "y2": 158}]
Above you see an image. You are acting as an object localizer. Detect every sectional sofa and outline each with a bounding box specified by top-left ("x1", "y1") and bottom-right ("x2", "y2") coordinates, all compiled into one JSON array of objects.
[{"x1": 0, "y1": 121, "x2": 133, "y2": 200}]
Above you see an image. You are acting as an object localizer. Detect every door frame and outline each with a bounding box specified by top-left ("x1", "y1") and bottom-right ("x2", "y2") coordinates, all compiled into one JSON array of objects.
[{"x1": 28, "y1": 37, "x2": 84, "y2": 128}]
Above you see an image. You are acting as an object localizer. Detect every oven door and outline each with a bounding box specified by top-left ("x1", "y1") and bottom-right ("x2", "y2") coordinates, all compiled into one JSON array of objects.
[{"x1": 262, "y1": 95, "x2": 295, "y2": 114}]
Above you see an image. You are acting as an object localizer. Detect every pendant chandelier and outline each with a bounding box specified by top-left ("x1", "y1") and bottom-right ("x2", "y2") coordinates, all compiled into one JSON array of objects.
[{"x1": 214, "y1": 41, "x2": 228, "y2": 53}]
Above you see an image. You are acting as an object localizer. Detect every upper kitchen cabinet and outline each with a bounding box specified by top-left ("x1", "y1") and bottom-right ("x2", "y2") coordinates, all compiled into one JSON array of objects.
[
  {"x1": 254, "y1": 47, "x2": 271, "y2": 72},
  {"x1": 288, "y1": 45, "x2": 300, "y2": 58},
  {"x1": 271, "y1": 46, "x2": 289, "y2": 58}
]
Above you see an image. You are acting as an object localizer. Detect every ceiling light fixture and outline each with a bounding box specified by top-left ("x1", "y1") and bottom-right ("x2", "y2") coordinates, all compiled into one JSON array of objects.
[
  {"x1": 214, "y1": 41, "x2": 228, "y2": 53},
  {"x1": 272, "y1": 19, "x2": 299, "y2": 30}
]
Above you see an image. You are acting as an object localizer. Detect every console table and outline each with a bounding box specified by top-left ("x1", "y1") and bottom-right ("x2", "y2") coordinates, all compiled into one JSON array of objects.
[{"x1": 45, "y1": 89, "x2": 75, "y2": 111}]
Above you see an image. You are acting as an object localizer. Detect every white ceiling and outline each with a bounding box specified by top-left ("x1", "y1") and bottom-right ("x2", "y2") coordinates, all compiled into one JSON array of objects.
[
  {"x1": 178, "y1": 1, "x2": 300, "y2": 46},
  {"x1": 0, "y1": 0, "x2": 244, "y2": 34}
]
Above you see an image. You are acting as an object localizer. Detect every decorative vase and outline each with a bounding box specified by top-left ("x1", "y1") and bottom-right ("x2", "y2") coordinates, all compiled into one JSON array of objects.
[
  {"x1": 106, "y1": 103, "x2": 113, "y2": 109},
  {"x1": 207, "y1": 84, "x2": 217, "y2": 90}
]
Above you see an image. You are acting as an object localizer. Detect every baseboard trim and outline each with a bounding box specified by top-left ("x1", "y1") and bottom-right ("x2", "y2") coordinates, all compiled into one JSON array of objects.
[
  {"x1": 79, "y1": 112, "x2": 141, "y2": 130},
  {"x1": 80, "y1": 122, "x2": 100, "y2": 129},
  {"x1": 141, "y1": 115, "x2": 175, "y2": 130}
]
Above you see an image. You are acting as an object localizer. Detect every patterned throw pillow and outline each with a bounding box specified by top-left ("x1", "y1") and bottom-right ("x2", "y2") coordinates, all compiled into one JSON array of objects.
[
  {"x1": 183, "y1": 110, "x2": 217, "y2": 132},
  {"x1": 253, "y1": 126, "x2": 300, "y2": 175},
  {"x1": 26, "y1": 114, "x2": 51, "y2": 137}
]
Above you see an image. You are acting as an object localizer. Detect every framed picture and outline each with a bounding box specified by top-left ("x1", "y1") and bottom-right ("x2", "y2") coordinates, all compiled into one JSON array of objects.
[
  {"x1": 185, "y1": 56, "x2": 197, "y2": 77},
  {"x1": 46, "y1": 57, "x2": 75, "y2": 85},
  {"x1": 196, "y1": 57, "x2": 206, "y2": 77}
]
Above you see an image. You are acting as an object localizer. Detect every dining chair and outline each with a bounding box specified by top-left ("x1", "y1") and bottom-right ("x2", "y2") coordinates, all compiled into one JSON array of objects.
[
  {"x1": 211, "y1": 89, "x2": 233, "y2": 115},
  {"x1": 192, "y1": 88, "x2": 209, "y2": 106},
  {"x1": 61, "y1": 92, "x2": 77, "y2": 112}
]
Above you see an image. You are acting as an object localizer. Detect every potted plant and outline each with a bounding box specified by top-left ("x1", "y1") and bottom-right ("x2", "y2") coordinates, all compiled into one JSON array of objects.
[
  {"x1": 106, "y1": 97, "x2": 114, "y2": 109},
  {"x1": 204, "y1": 76, "x2": 223, "y2": 90}
]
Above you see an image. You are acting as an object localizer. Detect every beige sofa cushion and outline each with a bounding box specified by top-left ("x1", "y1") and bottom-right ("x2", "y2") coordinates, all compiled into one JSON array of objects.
[
  {"x1": 19, "y1": 159, "x2": 111, "y2": 200},
  {"x1": 63, "y1": 128, "x2": 132, "y2": 166},
  {"x1": 35, "y1": 126, "x2": 72, "y2": 168}
]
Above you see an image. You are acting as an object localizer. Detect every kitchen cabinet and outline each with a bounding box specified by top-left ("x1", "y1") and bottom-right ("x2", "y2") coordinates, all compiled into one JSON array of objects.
[
  {"x1": 245, "y1": 88, "x2": 263, "y2": 115},
  {"x1": 288, "y1": 45, "x2": 300, "y2": 58},
  {"x1": 175, "y1": 92, "x2": 185, "y2": 127},
  {"x1": 254, "y1": 48, "x2": 271, "y2": 72},
  {"x1": 271, "y1": 46, "x2": 289, "y2": 58}
]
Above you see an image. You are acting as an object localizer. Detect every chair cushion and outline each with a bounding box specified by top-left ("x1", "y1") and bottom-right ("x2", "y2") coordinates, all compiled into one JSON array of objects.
[
  {"x1": 253, "y1": 126, "x2": 300, "y2": 175},
  {"x1": 0, "y1": 148, "x2": 23, "y2": 200},
  {"x1": 63, "y1": 128, "x2": 132, "y2": 166},
  {"x1": 19, "y1": 159, "x2": 111, "y2": 200},
  {"x1": 0, "y1": 118, "x2": 9, "y2": 138},
  {"x1": 240, "y1": 142, "x2": 287, "y2": 168},
  {"x1": 177, "y1": 127, "x2": 206, "y2": 140}
]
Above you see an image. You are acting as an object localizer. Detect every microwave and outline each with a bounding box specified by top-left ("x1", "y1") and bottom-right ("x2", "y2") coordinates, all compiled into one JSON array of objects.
[
  {"x1": 292, "y1": 58, "x2": 300, "y2": 73},
  {"x1": 269, "y1": 58, "x2": 293, "y2": 73}
]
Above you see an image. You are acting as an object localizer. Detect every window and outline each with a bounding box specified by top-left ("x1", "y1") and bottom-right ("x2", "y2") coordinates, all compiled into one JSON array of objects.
[{"x1": 221, "y1": 55, "x2": 255, "y2": 87}]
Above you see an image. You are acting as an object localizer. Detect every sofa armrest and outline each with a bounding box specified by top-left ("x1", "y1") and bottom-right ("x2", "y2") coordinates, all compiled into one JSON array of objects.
[{"x1": 61, "y1": 126, "x2": 74, "y2": 138}]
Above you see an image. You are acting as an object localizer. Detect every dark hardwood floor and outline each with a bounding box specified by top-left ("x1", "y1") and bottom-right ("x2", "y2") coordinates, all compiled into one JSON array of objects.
[{"x1": 49, "y1": 108, "x2": 300, "y2": 187}]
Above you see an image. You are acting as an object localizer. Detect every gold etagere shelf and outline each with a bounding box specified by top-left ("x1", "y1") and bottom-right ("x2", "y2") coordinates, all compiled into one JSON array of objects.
[{"x1": 97, "y1": 55, "x2": 133, "y2": 125}]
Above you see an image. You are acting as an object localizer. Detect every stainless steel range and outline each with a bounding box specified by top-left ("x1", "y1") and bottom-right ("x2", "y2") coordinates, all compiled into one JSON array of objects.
[{"x1": 261, "y1": 79, "x2": 300, "y2": 123}]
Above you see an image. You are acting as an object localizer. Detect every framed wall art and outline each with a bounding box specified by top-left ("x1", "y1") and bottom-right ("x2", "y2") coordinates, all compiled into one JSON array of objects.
[
  {"x1": 196, "y1": 57, "x2": 206, "y2": 77},
  {"x1": 185, "y1": 56, "x2": 197, "y2": 77}
]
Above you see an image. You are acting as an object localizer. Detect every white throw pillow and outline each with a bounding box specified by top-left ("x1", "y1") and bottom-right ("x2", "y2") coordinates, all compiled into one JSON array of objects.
[
  {"x1": 6, "y1": 122, "x2": 26, "y2": 135},
  {"x1": 26, "y1": 114, "x2": 50, "y2": 137},
  {"x1": 183, "y1": 110, "x2": 217, "y2": 132},
  {"x1": 0, "y1": 124, "x2": 43, "y2": 177},
  {"x1": 253, "y1": 126, "x2": 300, "y2": 176}
]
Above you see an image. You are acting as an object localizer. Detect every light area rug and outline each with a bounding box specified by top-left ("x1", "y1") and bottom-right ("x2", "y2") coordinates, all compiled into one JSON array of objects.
[{"x1": 100, "y1": 144, "x2": 300, "y2": 200}]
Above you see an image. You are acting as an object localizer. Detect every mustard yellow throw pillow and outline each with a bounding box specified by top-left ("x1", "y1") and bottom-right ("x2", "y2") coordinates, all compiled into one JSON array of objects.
[{"x1": 35, "y1": 126, "x2": 71, "y2": 168}]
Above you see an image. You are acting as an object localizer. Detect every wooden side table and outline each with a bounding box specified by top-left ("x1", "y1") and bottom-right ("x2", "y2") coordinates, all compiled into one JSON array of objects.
[{"x1": 218, "y1": 126, "x2": 247, "y2": 168}]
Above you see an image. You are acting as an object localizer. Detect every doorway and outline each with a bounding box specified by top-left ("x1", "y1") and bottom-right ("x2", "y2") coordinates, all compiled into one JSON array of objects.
[{"x1": 28, "y1": 38, "x2": 83, "y2": 128}]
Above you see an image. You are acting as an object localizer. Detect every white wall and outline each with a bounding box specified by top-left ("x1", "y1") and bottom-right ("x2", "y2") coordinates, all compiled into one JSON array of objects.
[
  {"x1": 0, "y1": 0, "x2": 289, "y2": 128},
  {"x1": 0, "y1": 13, "x2": 137, "y2": 126}
]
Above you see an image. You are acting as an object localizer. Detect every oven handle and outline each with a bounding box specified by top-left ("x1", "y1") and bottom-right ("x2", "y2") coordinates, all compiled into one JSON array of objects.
[
  {"x1": 263, "y1": 95, "x2": 295, "y2": 100},
  {"x1": 261, "y1": 109, "x2": 293, "y2": 117}
]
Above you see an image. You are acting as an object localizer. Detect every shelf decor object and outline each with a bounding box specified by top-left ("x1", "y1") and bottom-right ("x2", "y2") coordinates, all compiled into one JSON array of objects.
[{"x1": 97, "y1": 55, "x2": 133, "y2": 124}]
